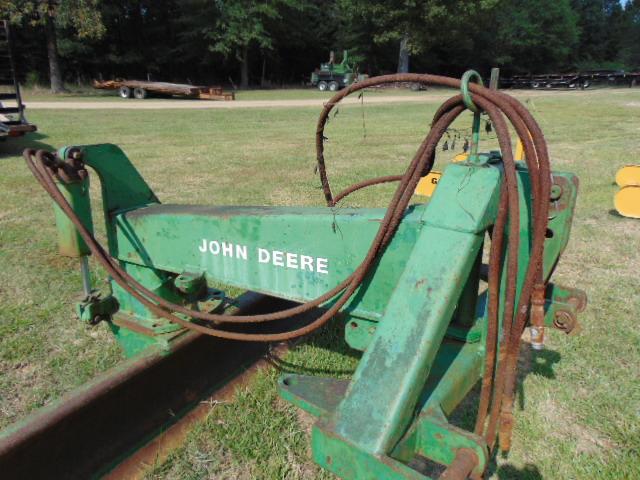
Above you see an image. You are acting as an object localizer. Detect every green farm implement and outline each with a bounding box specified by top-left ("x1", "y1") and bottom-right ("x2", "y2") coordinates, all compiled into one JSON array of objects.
[
  {"x1": 4, "y1": 73, "x2": 585, "y2": 479},
  {"x1": 311, "y1": 50, "x2": 366, "y2": 91}
]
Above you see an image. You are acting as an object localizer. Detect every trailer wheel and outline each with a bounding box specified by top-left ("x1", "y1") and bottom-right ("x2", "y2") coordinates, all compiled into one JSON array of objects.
[
  {"x1": 119, "y1": 86, "x2": 131, "y2": 98},
  {"x1": 133, "y1": 87, "x2": 147, "y2": 99},
  {"x1": 318, "y1": 81, "x2": 328, "y2": 91},
  {"x1": 328, "y1": 81, "x2": 339, "y2": 91}
]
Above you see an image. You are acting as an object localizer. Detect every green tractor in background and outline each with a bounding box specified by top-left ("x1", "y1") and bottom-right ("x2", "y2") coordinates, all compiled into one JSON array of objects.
[{"x1": 311, "y1": 50, "x2": 367, "y2": 91}]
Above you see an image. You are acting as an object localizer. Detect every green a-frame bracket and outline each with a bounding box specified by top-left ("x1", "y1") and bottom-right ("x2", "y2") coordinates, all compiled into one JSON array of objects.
[
  {"x1": 278, "y1": 162, "x2": 501, "y2": 479},
  {"x1": 277, "y1": 158, "x2": 580, "y2": 479}
]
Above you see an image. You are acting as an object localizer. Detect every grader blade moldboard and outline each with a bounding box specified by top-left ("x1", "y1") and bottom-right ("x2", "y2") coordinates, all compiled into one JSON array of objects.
[{"x1": 0, "y1": 294, "x2": 294, "y2": 479}]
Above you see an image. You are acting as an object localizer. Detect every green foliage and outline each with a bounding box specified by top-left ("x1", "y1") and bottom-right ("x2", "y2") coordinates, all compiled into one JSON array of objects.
[
  {"x1": 56, "y1": 0, "x2": 105, "y2": 39},
  {"x1": 1, "y1": 0, "x2": 104, "y2": 39},
  {"x1": 618, "y1": 0, "x2": 640, "y2": 68},
  {"x1": 339, "y1": 0, "x2": 497, "y2": 56},
  {"x1": 3, "y1": 0, "x2": 640, "y2": 86},
  {"x1": 493, "y1": 0, "x2": 579, "y2": 72},
  {"x1": 206, "y1": 0, "x2": 286, "y2": 60}
]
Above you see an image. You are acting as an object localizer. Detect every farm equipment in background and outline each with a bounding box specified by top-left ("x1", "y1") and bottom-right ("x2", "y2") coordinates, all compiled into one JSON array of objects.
[
  {"x1": 0, "y1": 20, "x2": 36, "y2": 139},
  {"x1": 311, "y1": 50, "x2": 367, "y2": 91},
  {"x1": 4, "y1": 73, "x2": 586, "y2": 480},
  {"x1": 614, "y1": 165, "x2": 640, "y2": 218},
  {"x1": 93, "y1": 79, "x2": 235, "y2": 100}
]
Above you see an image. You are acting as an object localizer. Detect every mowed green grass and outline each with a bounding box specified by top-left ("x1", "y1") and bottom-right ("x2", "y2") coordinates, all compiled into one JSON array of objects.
[{"x1": 0, "y1": 89, "x2": 638, "y2": 479}]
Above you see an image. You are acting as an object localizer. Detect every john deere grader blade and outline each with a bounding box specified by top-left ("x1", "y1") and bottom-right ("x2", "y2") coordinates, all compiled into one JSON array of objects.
[
  {"x1": 5, "y1": 73, "x2": 585, "y2": 480},
  {"x1": 0, "y1": 293, "x2": 301, "y2": 478}
]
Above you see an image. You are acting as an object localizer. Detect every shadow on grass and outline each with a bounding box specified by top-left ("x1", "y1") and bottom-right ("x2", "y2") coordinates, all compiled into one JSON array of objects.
[
  {"x1": 0, "y1": 132, "x2": 53, "y2": 158},
  {"x1": 447, "y1": 341, "x2": 560, "y2": 479},
  {"x1": 266, "y1": 315, "x2": 360, "y2": 376},
  {"x1": 495, "y1": 462, "x2": 543, "y2": 479},
  {"x1": 607, "y1": 208, "x2": 637, "y2": 219},
  {"x1": 268, "y1": 310, "x2": 559, "y2": 478}
]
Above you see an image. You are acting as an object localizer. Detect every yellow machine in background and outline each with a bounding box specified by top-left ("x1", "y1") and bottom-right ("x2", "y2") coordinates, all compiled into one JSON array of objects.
[
  {"x1": 614, "y1": 165, "x2": 640, "y2": 218},
  {"x1": 415, "y1": 153, "x2": 468, "y2": 197}
]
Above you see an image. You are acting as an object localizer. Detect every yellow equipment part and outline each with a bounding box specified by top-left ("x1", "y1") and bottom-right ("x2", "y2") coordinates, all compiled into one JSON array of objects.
[
  {"x1": 614, "y1": 185, "x2": 640, "y2": 218},
  {"x1": 515, "y1": 139, "x2": 525, "y2": 161},
  {"x1": 615, "y1": 165, "x2": 640, "y2": 187},
  {"x1": 415, "y1": 171, "x2": 442, "y2": 197},
  {"x1": 415, "y1": 155, "x2": 467, "y2": 197}
]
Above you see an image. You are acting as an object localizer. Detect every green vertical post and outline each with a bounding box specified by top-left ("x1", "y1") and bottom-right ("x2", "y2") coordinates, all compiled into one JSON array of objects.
[{"x1": 53, "y1": 176, "x2": 93, "y2": 258}]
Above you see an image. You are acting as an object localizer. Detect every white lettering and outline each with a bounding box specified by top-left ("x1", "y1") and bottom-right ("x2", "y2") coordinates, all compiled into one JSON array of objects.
[
  {"x1": 236, "y1": 244, "x2": 248, "y2": 260},
  {"x1": 316, "y1": 257, "x2": 328, "y2": 274},
  {"x1": 258, "y1": 248, "x2": 270, "y2": 263},
  {"x1": 286, "y1": 252, "x2": 298, "y2": 269},
  {"x1": 272, "y1": 250, "x2": 284, "y2": 267},
  {"x1": 222, "y1": 242, "x2": 233, "y2": 257},
  {"x1": 300, "y1": 255, "x2": 314, "y2": 271},
  {"x1": 200, "y1": 240, "x2": 329, "y2": 275}
]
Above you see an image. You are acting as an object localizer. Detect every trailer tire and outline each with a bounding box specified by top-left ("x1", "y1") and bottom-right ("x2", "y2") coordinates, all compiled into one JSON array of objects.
[
  {"x1": 119, "y1": 86, "x2": 131, "y2": 99},
  {"x1": 318, "y1": 81, "x2": 328, "y2": 91},
  {"x1": 328, "y1": 81, "x2": 339, "y2": 91},
  {"x1": 133, "y1": 87, "x2": 147, "y2": 99}
]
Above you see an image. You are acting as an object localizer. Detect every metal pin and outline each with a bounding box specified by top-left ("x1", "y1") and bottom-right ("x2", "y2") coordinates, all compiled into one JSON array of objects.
[{"x1": 80, "y1": 256, "x2": 91, "y2": 297}]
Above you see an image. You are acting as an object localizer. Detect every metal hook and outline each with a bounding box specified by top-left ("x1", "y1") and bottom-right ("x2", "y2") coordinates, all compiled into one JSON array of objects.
[
  {"x1": 460, "y1": 70, "x2": 484, "y2": 113},
  {"x1": 460, "y1": 70, "x2": 484, "y2": 162}
]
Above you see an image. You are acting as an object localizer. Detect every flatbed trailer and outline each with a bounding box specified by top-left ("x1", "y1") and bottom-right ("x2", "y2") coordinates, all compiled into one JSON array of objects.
[
  {"x1": 501, "y1": 70, "x2": 640, "y2": 89},
  {"x1": 93, "y1": 79, "x2": 235, "y2": 100},
  {"x1": 0, "y1": 20, "x2": 36, "y2": 138}
]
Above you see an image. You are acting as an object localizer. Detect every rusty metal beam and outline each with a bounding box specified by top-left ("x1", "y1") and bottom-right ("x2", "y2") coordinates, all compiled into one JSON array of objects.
[{"x1": 0, "y1": 293, "x2": 291, "y2": 479}]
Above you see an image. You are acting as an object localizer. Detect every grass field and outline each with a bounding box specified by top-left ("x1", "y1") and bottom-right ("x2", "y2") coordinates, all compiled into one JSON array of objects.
[{"x1": 0, "y1": 88, "x2": 639, "y2": 479}]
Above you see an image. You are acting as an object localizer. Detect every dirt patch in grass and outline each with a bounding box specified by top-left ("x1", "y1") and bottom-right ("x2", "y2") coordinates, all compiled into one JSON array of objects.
[{"x1": 541, "y1": 396, "x2": 619, "y2": 455}]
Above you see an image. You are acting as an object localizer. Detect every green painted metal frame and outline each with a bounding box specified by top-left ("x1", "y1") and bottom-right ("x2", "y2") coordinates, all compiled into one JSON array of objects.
[{"x1": 49, "y1": 144, "x2": 582, "y2": 479}]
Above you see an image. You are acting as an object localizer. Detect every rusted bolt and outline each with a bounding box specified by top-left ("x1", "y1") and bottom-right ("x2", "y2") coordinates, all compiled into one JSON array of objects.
[
  {"x1": 553, "y1": 310, "x2": 576, "y2": 333},
  {"x1": 439, "y1": 448, "x2": 478, "y2": 480}
]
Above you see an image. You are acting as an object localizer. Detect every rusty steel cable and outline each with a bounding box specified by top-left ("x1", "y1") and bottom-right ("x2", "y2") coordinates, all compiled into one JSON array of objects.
[{"x1": 25, "y1": 73, "x2": 552, "y2": 455}]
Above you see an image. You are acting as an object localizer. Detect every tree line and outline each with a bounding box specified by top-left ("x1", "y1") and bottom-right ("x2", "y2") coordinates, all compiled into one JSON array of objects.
[{"x1": 2, "y1": 0, "x2": 640, "y2": 92}]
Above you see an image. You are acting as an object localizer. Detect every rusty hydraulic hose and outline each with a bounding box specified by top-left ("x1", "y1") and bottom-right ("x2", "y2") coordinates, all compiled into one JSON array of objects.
[
  {"x1": 25, "y1": 73, "x2": 552, "y2": 460},
  {"x1": 24, "y1": 103, "x2": 461, "y2": 341}
]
